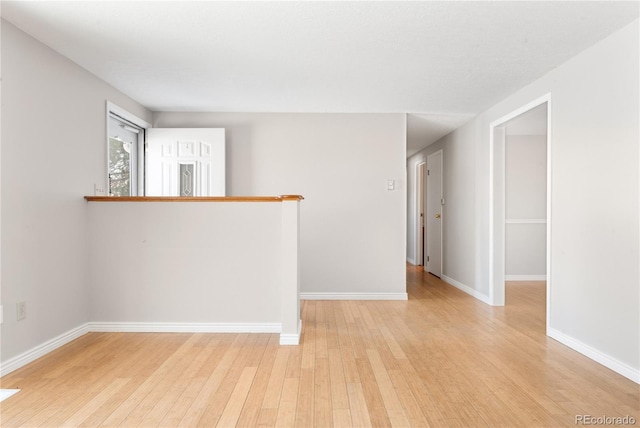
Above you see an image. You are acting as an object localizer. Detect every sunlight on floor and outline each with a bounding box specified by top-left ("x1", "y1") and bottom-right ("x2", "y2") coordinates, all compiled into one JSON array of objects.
[{"x1": 0, "y1": 389, "x2": 20, "y2": 402}]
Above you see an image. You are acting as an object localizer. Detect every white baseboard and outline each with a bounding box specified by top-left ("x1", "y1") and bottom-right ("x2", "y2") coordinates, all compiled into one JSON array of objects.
[
  {"x1": 300, "y1": 293, "x2": 408, "y2": 301},
  {"x1": 505, "y1": 275, "x2": 547, "y2": 281},
  {"x1": 87, "y1": 322, "x2": 281, "y2": 334},
  {"x1": 0, "y1": 324, "x2": 89, "y2": 377},
  {"x1": 441, "y1": 275, "x2": 491, "y2": 305},
  {"x1": 406, "y1": 257, "x2": 416, "y2": 265},
  {"x1": 548, "y1": 328, "x2": 639, "y2": 384},
  {"x1": 280, "y1": 320, "x2": 302, "y2": 345}
]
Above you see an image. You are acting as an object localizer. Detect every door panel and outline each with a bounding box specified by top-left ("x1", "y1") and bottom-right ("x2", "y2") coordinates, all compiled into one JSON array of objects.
[
  {"x1": 161, "y1": 162, "x2": 174, "y2": 195},
  {"x1": 147, "y1": 128, "x2": 225, "y2": 196},
  {"x1": 200, "y1": 161, "x2": 212, "y2": 196},
  {"x1": 426, "y1": 151, "x2": 443, "y2": 277}
]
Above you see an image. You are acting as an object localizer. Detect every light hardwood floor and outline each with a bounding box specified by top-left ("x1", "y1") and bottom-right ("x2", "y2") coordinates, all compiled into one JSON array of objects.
[{"x1": 1, "y1": 266, "x2": 638, "y2": 427}]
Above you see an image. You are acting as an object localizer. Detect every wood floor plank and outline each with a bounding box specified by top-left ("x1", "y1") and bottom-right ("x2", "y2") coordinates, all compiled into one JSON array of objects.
[
  {"x1": 156, "y1": 378, "x2": 207, "y2": 428},
  {"x1": 328, "y1": 347, "x2": 350, "y2": 410},
  {"x1": 57, "y1": 378, "x2": 129, "y2": 427},
  {"x1": 388, "y1": 370, "x2": 429, "y2": 427},
  {"x1": 313, "y1": 357, "x2": 332, "y2": 427},
  {"x1": 196, "y1": 334, "x2": 262, "y2": 427},
  {"x1": 274, "y1": 378, "x2": 299, "y2": 427},
  {"x1": 216, "y1": 366, "x2": 257, "y2": 427},
  {"x1": 256, "y1": 408, "x2": 278, "y2": 427},
  {"x1": 365, "y1": 349, "x2": 410, "y2": 427},
  {"x1": 261, "y1": 347, "x2": 290, "y2": 409},
  {"x1": 346, "y1": 382, "x2": 372, "y2": 428},
  {"x1": 355, "y1": 357, "x2": 392, "y2": 427},
  {"x1": 178, "y1": 334, "x2": 247, "y2": 427},
  {"x1": 100, "y1": 335, "x2": 199, "y2": 426},
  {"x1": 332, "y1": 408, "x2": 353, "y2": 427},
  {"x1": 294, "y1": 368, "x2": 315, "y2": 427},
  {"x1": 235, "y1": 335, "x2": 280, "y2": 427},
  {"x1": 136, "y1": 339, "x2": 218, "y2": 427}
]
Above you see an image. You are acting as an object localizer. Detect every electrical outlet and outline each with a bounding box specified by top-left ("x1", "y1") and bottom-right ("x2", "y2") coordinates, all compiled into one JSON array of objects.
[
  {"x1": 94, "y1": 183, "x2": 106, "y2": 196},
  {"x1": 16, "y1": 302, "x2": 26, "y2": 321},
  {"x1": 0, "y1": 305, "x2": 3, "y2": 324}
]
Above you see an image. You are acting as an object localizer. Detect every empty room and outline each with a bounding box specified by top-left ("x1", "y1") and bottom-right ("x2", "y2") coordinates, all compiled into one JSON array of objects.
[{"x1": 1, "y1": 1, "x2": 638, "y2": 427}]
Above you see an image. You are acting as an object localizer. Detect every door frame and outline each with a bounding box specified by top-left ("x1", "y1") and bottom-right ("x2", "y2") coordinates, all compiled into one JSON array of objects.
[
  {"x1": 425, "y1": 149, "x2": 444, "y2": 276},
  {"x1": 416, "y1": 161, "x2": 426, "y2": 266},
  {"x1": 489, "y1": 93, "x2": 551, "y2": 332}
]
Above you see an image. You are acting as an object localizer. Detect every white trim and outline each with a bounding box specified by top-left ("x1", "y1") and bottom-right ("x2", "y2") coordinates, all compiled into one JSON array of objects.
[
  {"x1": 106, "y1": 101, "x2": 151, "y2": 129},
  {"x1": 300, "y1": 293, "x2": 408, "y2": 301},
  {"x1": 505, "y1": 219, "x2": 546, "y2": 224},
  {"x1": 441, "y1": 275, "x2": 492, "y2": 305},
  {"x1": 0, "y1": 324, "x2": 89, "y2": 377},
  {"x1": 545, "y1": 98, "x2": 553, "y2": 336},
  {"x1": 280, "y1": 320, "x2": 302, "y2": 345},
  {"x1": 406, "y1": 257, "x2": 416, "y2": 265},
  {"x1": 505, "y1": 275, "x2": 547, "y2": 281},
  {"x1": 548, "y1": 328, "x2": 640, "y2": 384},
  {"x1": 489, "y1": 124, "x2": 498, "y2": 304},
  {"x1": 88, "y1": 322, "x2": 281, "y2": 333}
]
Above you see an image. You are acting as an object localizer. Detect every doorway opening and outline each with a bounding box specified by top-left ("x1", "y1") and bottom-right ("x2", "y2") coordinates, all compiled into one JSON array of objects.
[
  {"x1": 424, "y1": 150, "x2": 443, "y2": 278},
  {"x1": 489, "y1": 94, "x2": 551, "y2": 333}
]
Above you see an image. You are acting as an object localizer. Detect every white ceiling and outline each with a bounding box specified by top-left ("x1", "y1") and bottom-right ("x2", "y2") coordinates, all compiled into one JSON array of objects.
[
  {"x1": 3, "y1": 1, "x2": 638, "y2": 155},
  {"x1": 406, "y1": 113, "x2": 473, "y2": 157}
]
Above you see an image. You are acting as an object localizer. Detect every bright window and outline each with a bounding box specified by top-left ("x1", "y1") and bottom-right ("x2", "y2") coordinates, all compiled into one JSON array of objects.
[
  {"x1": 107, "y1": 115, "x2": 141, "y2": 196},
  {"x1": 106, "y1": 102, "x2": 150, "y2": 196}
]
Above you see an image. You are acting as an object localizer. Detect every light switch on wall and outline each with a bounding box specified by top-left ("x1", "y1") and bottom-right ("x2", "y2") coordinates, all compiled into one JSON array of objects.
[{"x1": 94, "y1": 183, "x2": 106, "y2": 196}]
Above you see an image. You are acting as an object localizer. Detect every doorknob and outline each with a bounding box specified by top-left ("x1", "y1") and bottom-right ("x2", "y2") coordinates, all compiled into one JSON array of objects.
[{"x1": 435, "y1": 214, "x2": 441, "y2": 219}]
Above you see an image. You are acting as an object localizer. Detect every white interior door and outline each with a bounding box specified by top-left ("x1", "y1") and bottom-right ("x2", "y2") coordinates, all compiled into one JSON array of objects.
[
  {"x1": 146, "y1": 128, "x2": 225, "y2": 196},
  {"x1": 426, "y1": 150, "x2": 443, "y2": 277},
  {"x1": 417, "y1": 162, "x2": 426, "y2": 265}
]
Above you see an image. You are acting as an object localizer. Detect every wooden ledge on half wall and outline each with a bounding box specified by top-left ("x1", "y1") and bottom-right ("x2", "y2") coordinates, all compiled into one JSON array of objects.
[{"x1": 84, "y1": 195, "x2": 304, "y2": 203}]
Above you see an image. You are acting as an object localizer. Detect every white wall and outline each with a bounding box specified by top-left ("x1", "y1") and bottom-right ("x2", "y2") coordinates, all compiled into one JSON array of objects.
[
  {"x1": 505, "y1": 135, "x2": 547, "y2": 220},
  {"x1": 1, "y1": 21, "x2": 152, "y2": 362},
  {"x1": 153, "y1": 112, "x2": 407, "y2": 297},
  {"x1": 88, "y1": 202, "x2": 283, "y2": 324},
  {"x1": 440, "y1": 123, "x2": 476, "y2": 288},
  {"x1": 505, "y1": 224, "x2": 546, "y2": 278},
  {"x1": 505, "y1": 135, "x2": 547, "y2": 278},
  {"x1": 421, "y1": 19, "x2": 638, "y2": 376}
]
